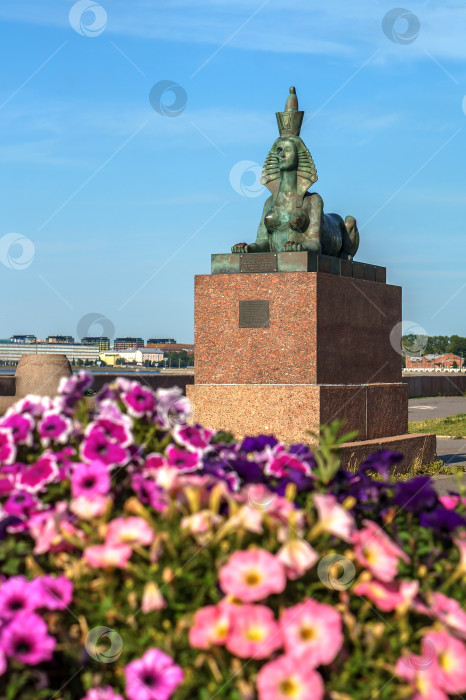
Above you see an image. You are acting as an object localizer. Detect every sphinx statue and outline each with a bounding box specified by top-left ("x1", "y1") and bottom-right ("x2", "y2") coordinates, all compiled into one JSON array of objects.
[{"x1": 232, "y1": 87, "x2": 359, "y2": 258}]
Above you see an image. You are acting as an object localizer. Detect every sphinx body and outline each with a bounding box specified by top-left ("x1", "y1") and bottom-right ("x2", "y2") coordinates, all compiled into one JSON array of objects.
[{"x1": 232, "y1": 88, "x2": 360, "y2": 259}]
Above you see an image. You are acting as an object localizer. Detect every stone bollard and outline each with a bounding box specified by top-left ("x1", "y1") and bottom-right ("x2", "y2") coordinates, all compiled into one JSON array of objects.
[{"x1": 14, "y1": 354, "x2": 72, "y2": 398}]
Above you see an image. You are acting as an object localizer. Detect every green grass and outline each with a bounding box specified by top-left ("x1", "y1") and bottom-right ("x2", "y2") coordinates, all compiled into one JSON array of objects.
[{"x1": 409, "y1": 413, "x2": 466, "y2": 439}]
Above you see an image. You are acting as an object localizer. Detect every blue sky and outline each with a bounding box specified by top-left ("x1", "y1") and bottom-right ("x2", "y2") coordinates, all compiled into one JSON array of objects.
[{"x1": 0, "y1": 0, "x2": 465, "y2": 343}]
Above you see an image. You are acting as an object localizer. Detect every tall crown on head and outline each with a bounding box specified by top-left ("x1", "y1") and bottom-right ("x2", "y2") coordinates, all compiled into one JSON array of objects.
[{"x1": 276, "y1": 86, "x2": 304, "y2": 137}]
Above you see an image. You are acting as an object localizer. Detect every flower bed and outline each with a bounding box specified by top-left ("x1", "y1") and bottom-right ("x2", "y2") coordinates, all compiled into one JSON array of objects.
[{"x1": 0, "y1": 374, "x2": 465, "y2": 700}]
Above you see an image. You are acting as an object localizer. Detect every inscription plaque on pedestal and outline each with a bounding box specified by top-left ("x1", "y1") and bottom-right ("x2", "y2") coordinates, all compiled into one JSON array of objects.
[
  {"x1": 239, "y1": 300, "x2": 270, "y2": 328},
  {"x1": 240, "y1": 254, "x2": 277, "y2": 273}
]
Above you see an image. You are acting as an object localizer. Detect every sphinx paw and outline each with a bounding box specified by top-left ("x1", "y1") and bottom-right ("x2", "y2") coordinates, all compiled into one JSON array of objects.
[
  {"x1": 232, "y1": 243, "x2": 249, "y2": 253},
  {"x1": 283, "y1": 241, "x2": 303, "y2": 252}
]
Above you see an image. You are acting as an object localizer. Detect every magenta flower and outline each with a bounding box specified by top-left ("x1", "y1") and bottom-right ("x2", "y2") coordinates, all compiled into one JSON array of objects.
[
  {"x1": 225, "y1": 604, "x2": 282, "y2": 659},
  {"x1": 71, "y1": 461, "x2": 111, "y2": 499},
  {"x1": 280, "y1": 598, "x2": 343, "y2": 667},
  {"x1": 0, "y1": 414, "x2": 34, "y2": 446},
  {"x1": 92, "y1": 418, "x2": 133, "y2": 447},
  {"x1": 265, "y1": 452, "x2": 311, "y2": 479},
  {"x1": 122, "y1": 384, "x2": 156, "y2": 418},
  {"x1": 172, "y1": 424, "x2": 214, "y2": 453},
  {"x1": 0, "y1": 576, "x2": 41, "y2": 619},
  {"x1": 55, "y1": 446, "x2": 75, "y2": 480},
  {"x1": 155, "y1": 388, "x2": 191, "y2": 430},
  {"x1": 81, "y1": 428, "x2": 128, "y2": 467},
  {"x1": 32, "y1": 575, "x2": 73, "y2": 610},
  {"x1": 18, "y1": 453, "x2": 58, "y2": 493},
  {"x1": 0, "y1": 429, "x2": 16, "y2": 466},
  {"x1": 1, "y1": 612, "x2": 56, "y2": 665},
  {"x1": 131, "y1": 474, "x2": 167, "y2": 513},
  {"x1": 125, "y1": 648, "x2": 184, "y2": 700},
  {"x1": 8, "y1": 395, "x2": 52, "y2": 419},
  {"x1": 219, "y1": 549, "x2": 286, "y2": 602},
  {"x1": 38, "y1": 411, "x2": 72, "y2": 446},
  {"x1": 257, "y1": 654, "x2": 324, "y2": 700},
  {"x1": 165, "y1": 445, "x2": 200, "y2": 473},
  {"x1": 80, "y1": 688, "x2": 125, "y2": 700},
  {"x1": 4, "y1": 491, "x2": 39, "y2": 518},
  {"x1": 58, "y1": 371, "x2": 93, "y2": 397}
]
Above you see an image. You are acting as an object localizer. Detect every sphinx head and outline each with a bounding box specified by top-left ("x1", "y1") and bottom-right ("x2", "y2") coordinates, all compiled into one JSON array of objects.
[{"x1": 276, "y1": 137, "x2": 299, "y2": 172}]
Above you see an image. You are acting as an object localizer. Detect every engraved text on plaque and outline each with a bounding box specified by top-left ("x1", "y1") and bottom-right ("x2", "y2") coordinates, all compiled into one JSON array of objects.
[
  {"x1": 240, "y1": 253, "x2": 278, "y2": 273},
  {"x1": 239, "y1": 300, "x2": 270, "y2": 328}
]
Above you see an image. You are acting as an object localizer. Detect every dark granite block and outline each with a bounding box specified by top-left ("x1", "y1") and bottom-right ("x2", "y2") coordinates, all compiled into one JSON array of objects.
[
  {"x1": 340, "y1": 259, "x2": 353, "y2": 277},
  {"x1": 364, "y1": 264, "x2": 376, "y2": 282},
  {"x1": 352, "y1": 262, "x2": 365, "y2": 279},
  {"x1": 375, "y1": 267, "x2": 387, "y2": 284}
]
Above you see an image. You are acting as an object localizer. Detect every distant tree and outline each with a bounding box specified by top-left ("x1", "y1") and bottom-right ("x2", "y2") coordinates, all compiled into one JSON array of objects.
[{"x1": 452, "y1": 360, "x2": 458, "y2": 369}]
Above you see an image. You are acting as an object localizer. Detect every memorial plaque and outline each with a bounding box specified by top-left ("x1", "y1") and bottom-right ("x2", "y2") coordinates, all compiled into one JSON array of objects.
[
  {"x1": 239, "y1": 300, "x2": 270, "y2": 328},
  {"x1": 240, "y1": 253, "x2": 278, "y2": 273}
]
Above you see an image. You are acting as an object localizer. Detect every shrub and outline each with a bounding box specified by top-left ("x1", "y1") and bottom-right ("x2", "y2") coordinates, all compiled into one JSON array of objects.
[{"x1": 0, "y1": 374, "x2": 465, "y2": 699}]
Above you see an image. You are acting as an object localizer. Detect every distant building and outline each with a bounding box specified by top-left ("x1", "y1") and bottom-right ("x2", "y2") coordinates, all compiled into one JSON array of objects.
[
  {"x1": 0, "y1": 342, "x2": 99, "y2": 365},
  {"x1": 116, "y1": 347, "x2": 164, "y2": 365},
  {"x1": 100, "y1": 351, "x2": 120, "y2": 367},
  {"x1": 114, "y1": 337, "x2": 144, "y2": 351},
  {"x1": 47, "y1": 335, "x2": 75, "y2": 344},
  {"x1": 147, "y1": 338, "x2": 177, "y2": 345},
  {"x1": 11, "y1": 335, "x2": 37, "y2": 343},
  {"x1": 82, "y1": 336, "x2": 110, "y2": 352},
  {"x1": 146, "y1": 342, "x2": 194, "y2": 354},
  {"x1": 405, "y1": 354, "x2": 464, "y2": 370}
]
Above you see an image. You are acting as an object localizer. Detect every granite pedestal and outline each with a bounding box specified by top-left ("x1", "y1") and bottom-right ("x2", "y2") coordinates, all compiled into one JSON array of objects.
[{"x1": 187, "y1": 254, "x2": 436, "y2": 468}]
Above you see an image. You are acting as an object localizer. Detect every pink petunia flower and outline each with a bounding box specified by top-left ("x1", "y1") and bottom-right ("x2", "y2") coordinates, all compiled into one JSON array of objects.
[
  {"x1": 125, "y1": 647, "x2": 184, "y2": 700},
  {"x1": 131, "y1": 474, "x2": 167, "y2": 513},
  {"x1": 264, "y1": 452, "x2": 311, "y2": 479},
  {"x1": 353, "y1": 579, "x2": 419, "y2": 612},
  {"x1": 219, "y1": 549, "x2": 286, "y2": 602},
  {"x1": 8, "y1": 395, "x2": 53, "y2": 419},
  {"x1": 277, "y1": 539, "x2": 318, "y2": 580},
  {"x1": 352, "y1": 519, "x2": 409, "y2": 582},
  {"x1": 122, "y1": 384, "x2": 156, "y2": 418},
  {"x1": 80, "y1": 687, "x2": 125, "y2": 700},
  {"x1": 71, "y1": 461, "x2": 111, "y2": 499},
  {"x1": 84, "y1": 544, "x2": 133, "y2": 569},
  {"x1": 81, "y1": 428, "x2": 128, "y2": 467},
  {"x1": 0, "y1": 429, "x2": 16, "y2": 465},
  {"x1": 70, "y1": 495, "x2": 110, "y2": 521},
  {"x1": 27, "y1": 502, "x2": 73, "y2": 555},
  {"x1": 1, "y1": 612, "x2": 56, "y2": 665},
  {"x1": 90, "y1": 417, "x2": 133, "y2": 448},
  {"x1": 4, "y1": 491, "x2": 40, "y2": 518},
  {"x1": 0, "y1": 576, "x2": 41, "y2": 619},
  {"x1": 38, "y1": 411, "x2": 72, "y2": 446},
  {"x1": 226, "y1": 604, "x2": 282, "y2": 659},
  {"x1": 257, "y1": 653, "x2": 324, "y2": 700},
  {"x1": 280, "y1": 598, "x2": 343, "y2": 666},
  {"x1": 395, "y1": 654, "x2": 447, "y2": 700},
  {"x1": 165, "y1": 445, "x2": 200, "y2": 473},
  {"x1": 106, "y1": 517, "x2": 155, "y2": 547},
  {"x1": 424, "y1": 631, "x2": 466, "y2": 694},
  {"x1": 429, "y1": 592, "x2": 466, "y2": 639},
  {"x1": 0, "y1": 413, "x2": 34, "y2": 446},
  {"x1": 313, "y1": 493, "x2": 355, "y2": 542},
  {"x1": 189, "y1": 605, "x2": 231, "y2": 649},
  {"x1": 143, "y1": 453, "x2": 169, "y2": 476},
  {"x1": 18, "y1": 453, "x2": 58, "y2": 493},
  {"x1": 32, "y1": 575, "x2": 73, "y2": 610}
]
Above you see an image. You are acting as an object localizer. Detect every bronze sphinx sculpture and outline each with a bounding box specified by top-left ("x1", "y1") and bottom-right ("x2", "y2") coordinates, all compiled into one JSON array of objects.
[{"x1": 232, "y1": 87, "x2": 359, "y2": 259}]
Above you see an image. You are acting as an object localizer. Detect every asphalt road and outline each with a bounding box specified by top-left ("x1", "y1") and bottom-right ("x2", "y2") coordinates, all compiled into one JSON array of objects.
[{"x1": 409, "y1": 396, "x2": 466, "y2": 422}]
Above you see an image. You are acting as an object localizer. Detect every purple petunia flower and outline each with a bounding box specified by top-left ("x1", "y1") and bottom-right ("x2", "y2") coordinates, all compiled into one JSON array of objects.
[
  {"x1": 81, "y1": 428, "x2": 128, "y2": 467},
  {"x1": 125, "y1": 647, "x2": 184, "y2": 700},
  {"x1": 0, "y1": 414, "x2": 34, "y2": 446},
  {"x1": 155, "y1": 388, "x2": 191, "y2": 430},
  {"x1": 17, "y1": 453, "x2": 58, "y2": 493},
  {"x1": 131, "y1": 474, "x2": 167, "y2": 512},
  {"x1": 165, "y1": 445, "x2": 200, "y2": 473},
  {"x1": 122, "y1": 384, "x2": 156, "y2": 418},
  {"x1": 32, "y1": 575, "x2": 73, "y2": 611},
  {"x1": 359, "y1": 450, "x2": 403, "y2": 481},
  {"x1": 240, "y1": 435, "x2": 278, "y2": 453},
  {"x1": 58, "y1": 371, "x2": 93, "y2": 398},
  {"x1": 0, "y1": 429, "x2": 16, "y2": 466},
  {"x1": 38, "y1": 411, "x2": 72, "y2": 446},
  {"x1": 1, "y1": 611, "x2": 56, "y2": 665},
  {"x1": 55, "y1": 447, "x2": 75, "y2": 480},
  {"x1": 392, "y1": 476, "x2": 438, "y2": 514},
  {"x1": 420, "y1": 506, "x2": 466, "y2": 534},
  {"x1": 71, "y1": 461, "x2": 111, "y2": 499},
  {"x1": 0, "y1": 576, "x2": 41, "y2": 619}
]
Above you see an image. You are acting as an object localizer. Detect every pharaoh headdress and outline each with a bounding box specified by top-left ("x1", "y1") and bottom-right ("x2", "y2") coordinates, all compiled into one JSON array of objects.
[{"x1": 260, "y1": 87, "x2": 318, "y2": 206}]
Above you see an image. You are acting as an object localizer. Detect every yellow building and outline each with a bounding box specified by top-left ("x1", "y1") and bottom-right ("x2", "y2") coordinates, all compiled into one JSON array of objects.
[{"x1": 99, "y1": 351, "x2": 120, "y2": 367}]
